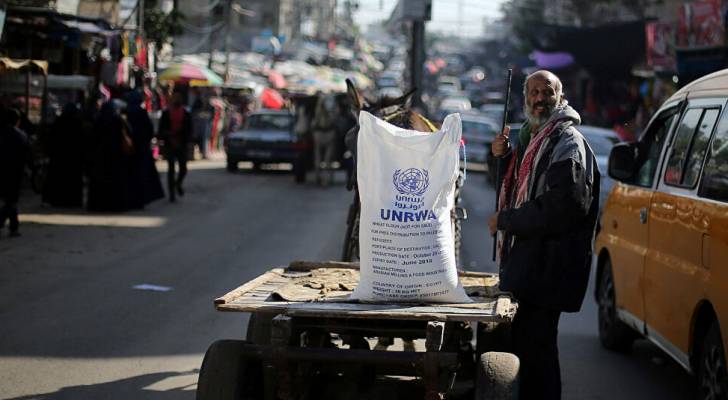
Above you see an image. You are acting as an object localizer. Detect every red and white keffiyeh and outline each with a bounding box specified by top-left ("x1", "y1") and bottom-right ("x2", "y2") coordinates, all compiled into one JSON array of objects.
[{"x1": 495, "y1": 119, "x2": 568, "y2": 264}]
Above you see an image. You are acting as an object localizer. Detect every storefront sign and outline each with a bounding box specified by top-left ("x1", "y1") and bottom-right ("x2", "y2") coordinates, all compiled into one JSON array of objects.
[
  {"x1": 646, "y1": 21, "x2": 676, "y2": 70},
  {"x1": 677, "y1": 0, "x2": 724, "y2": 48}
]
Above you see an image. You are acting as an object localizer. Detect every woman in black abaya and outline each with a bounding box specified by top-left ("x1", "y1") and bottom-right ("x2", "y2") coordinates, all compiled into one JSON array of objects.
[{"x1": 42, "y1": 103, "x2": 85, "y2": 208}]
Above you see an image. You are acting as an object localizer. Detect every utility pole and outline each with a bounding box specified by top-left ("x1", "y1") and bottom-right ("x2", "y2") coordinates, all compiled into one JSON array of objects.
[
  {"x1": 207, "y1": 0, "x2": 215, "y2": 68},
  {"x1": 222, "y1": 0, "x2": 232, "y2": 82},
  {"x1": 138, "y1": 0, "x2": 145, "y2": 39}
]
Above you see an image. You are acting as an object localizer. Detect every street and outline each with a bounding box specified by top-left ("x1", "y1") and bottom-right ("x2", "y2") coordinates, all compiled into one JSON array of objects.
[{"x1": 0, "y1": 162, "x2": 693, "y2": 399}]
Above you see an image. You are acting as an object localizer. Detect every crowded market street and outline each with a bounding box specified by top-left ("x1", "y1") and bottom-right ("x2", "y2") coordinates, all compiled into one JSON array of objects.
[{"x1": 1, "y1": 164, "x2": 692, "y2": 399}]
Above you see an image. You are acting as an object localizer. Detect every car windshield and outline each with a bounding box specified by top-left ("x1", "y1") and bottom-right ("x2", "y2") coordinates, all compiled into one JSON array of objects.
[{"x1": 244, "y1": 113, "x2": 292, "y2": 130}]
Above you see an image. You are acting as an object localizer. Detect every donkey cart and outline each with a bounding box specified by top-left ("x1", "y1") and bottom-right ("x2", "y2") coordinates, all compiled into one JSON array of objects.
[{"x1": 197, "y1": 261, "x2": 519, "y2": 400}]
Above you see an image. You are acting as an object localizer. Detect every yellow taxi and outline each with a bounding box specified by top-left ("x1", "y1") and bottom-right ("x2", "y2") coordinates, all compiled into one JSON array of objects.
[{"x1": 595, "y1": 68, "x2": 728, "y2": 398}]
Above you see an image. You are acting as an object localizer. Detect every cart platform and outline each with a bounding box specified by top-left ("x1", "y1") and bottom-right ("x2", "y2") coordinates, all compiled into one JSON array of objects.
[{"x1": 214, "y1": 260, "x2": 516, "y2": 323}]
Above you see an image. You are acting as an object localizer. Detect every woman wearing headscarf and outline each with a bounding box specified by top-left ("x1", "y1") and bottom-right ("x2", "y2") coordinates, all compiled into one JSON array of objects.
[
  {"x1": 87, "y1": 101, "x2": 133, "y2": 212},
  {"x1": 125, "y1": 91, "x2": 165, "y2": 207},
  {"x1": 42, "y1": 103, "x2": 85, "y2": 208}
]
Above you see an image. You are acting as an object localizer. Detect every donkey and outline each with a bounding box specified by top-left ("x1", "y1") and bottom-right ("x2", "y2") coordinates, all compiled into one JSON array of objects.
[{"x1": 311, "y1": 93, "x2": 341, "y2": 186}]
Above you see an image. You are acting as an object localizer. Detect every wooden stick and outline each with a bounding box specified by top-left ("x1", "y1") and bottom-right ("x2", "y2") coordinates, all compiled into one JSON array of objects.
[{"x1": 493, "y1": 69, "x2": 512, "y2": 262}]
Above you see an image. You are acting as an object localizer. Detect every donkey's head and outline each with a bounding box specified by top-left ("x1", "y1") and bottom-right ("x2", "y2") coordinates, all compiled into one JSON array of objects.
[{"x1": 345, "y1": 78, "x2": 434, "y2": 132}]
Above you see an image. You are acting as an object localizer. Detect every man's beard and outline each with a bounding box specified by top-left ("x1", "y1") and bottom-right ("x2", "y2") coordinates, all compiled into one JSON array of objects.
[{"x1": 525, "y1": 101, "x2": 555, "y2": 126}]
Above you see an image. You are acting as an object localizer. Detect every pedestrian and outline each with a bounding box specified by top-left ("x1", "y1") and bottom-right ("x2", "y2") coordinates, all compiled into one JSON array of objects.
[
  {"x1": 158, "y1": 92, "x2": 191, "y2": 202},
  {"x1": 124, "y1": 91, "x2": 165, "y2": 207},
  {"x1": 311, "y1": 94, "x2": 338, "y2": 186},
  {"x1": 87, "y1": 101, "x2": 133, "y2": 212},
  {"x1": 488, "y1": 70, "x2": 600, "y2": 400},
  {"x1": 191, "y1": 96, "x2": 211, "y2": 159},
  {"x1": 42, "y1": 103, "x2": 85, "y2": 208},
  {"x1": 0, "y1": 108, "x2": 32, "y2": 237}
]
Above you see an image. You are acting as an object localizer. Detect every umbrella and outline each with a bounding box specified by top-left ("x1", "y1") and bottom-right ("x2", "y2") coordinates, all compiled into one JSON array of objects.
[
  {"x1": 260, "y1": 87, "x2": 284, "y2": 109},
  {"x1": 158, "y1": 63, "x2": 223, "y2": 86}
]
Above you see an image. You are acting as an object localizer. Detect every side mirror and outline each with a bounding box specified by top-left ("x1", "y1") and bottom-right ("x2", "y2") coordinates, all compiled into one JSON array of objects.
[{"x1": 608, "y1": 143, "x2": 638, "y2": 181}]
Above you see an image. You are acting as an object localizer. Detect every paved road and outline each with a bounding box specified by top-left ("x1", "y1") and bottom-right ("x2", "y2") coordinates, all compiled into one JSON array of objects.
[{"x1": 0, "y1": 161, "x2": 693, "y2": 399}]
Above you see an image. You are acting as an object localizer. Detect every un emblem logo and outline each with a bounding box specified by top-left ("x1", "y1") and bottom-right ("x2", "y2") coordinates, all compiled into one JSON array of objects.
[{"x1": 393, "y1": 168, "x2": 429, "y2": 196}]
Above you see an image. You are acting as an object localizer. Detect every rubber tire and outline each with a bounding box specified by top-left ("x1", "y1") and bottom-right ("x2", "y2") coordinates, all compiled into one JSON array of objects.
[
  {"x1": 597, "y1": 260, "x2": 636, "y2": 352},
  {"x1": 246, "y1": 313, "x2": 273, "y2": 345},
  {"x1": 196, "y1": 339, "x2": 249, "y2": 400},
  {"x1": 696, "y1": 321, "x2": 728, "y2": 400},
  {"x1": 475, "y1": 352, "x2": 520, "y2": 400},
  {"x1": 226, "y1": 160, "x2": 238, "y2": 172}
]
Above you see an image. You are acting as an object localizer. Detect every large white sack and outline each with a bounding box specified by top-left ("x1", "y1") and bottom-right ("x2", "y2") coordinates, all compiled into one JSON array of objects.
[{"x1": 351, "y1": 111, "x2": 471, "y2": 303}]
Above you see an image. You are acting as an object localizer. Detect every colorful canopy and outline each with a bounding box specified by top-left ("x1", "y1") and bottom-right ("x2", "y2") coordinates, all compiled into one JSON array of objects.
[{"x1": 158, "y1": 63, "x2": 223, "y2": 86}]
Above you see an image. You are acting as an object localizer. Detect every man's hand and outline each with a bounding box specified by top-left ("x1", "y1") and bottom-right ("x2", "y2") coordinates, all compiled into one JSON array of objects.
[
  {"x1": 491, "y1": 126, "x2": 511, "y2": 158},
  {"x1": 488, "y1": 212, "x2": 499, "y2": 236}
]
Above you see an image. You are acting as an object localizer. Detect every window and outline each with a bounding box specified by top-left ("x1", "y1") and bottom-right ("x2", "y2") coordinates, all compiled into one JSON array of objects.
[
  {"x1": 683, "y1": 109, "x2": 719, "y2": 186},
  {"x1": 630, "y1": 109, "x2": 677, "y2": 187},
  {"x1": 664, "y1": 108, "x2": 720, "y2": 187},
  {"x1": 245, "y1": 114, "x2": 293, "y2": 131},
  {"x1": 699, "y1": 110, "x2": 728, "y2": 202}
]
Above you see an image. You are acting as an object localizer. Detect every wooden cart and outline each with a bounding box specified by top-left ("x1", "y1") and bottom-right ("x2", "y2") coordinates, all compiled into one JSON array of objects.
[{"x1": 198, "y1": 261, "x2": 519, "y2": 400}]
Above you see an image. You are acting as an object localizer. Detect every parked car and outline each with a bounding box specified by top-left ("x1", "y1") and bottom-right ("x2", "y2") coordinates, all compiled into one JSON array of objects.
[
  {"x1": 225, "y1": 110, "x2": 307, "y2": 179},
  {"x1": 376, "y1": 71, "x2": 401, "y2": 90},
  {"x1": 437, "y1": 76, "x2": 462, "y2": 96},
  {"x1": 594, "y1": 68, "x2": 728, "y2": 398},
  {"x1": 434, "y1": 96, "x2": 472, "y2": 121},
  {"x1": 460, "y1": 113, "x2": 500, "y2": 164},
  {"x1": 479, "y1": 103, "x2": 505, "y2": 124},
  {"x1": 578, "y1": 125, "x2": 621, "y2": 208},
  {"x1": 377, "y1": 87, "x2": 404, "y2": 99}
]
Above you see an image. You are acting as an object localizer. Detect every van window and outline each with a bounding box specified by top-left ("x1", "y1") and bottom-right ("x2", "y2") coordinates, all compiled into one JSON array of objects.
[
  {"x1": 699, "y1": 111, "x2": 728, "y2": 202},
  {"x1": 683, "y1": 108, "x2": 719, "y2": 187},
  {"x1": 631, "y1": 109, "x2": 676, "y2": 187},
  {"x1": 664, "y1": 108, "x2": 719, "y2": 187}
]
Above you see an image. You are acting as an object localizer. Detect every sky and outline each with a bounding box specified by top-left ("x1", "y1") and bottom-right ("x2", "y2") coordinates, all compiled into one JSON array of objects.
[{"x1": 350, "y1": 0, "x2": 508, "y2": 37}]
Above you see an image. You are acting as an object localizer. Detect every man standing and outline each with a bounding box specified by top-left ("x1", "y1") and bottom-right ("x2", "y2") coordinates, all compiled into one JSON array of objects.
[
  {"x1": 0, "y1": 108, "x2": 31, "y2": 237},
  {"x1": 489, "y1": 70, "x2": 600, "y2": 400},
  {"x1": 158, "y1": 93, "x2": 191, "y2": 203}
]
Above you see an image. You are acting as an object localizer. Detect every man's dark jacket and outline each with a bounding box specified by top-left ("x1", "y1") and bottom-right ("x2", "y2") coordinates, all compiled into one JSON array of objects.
[{"x1": 497, "y1": 105, "x2": 600, "y2": 312}]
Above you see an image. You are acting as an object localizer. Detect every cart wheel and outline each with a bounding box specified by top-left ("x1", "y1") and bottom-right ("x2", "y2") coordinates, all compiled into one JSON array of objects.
[
  {"x1": 476, "y1": 322, "x2": 512, "y2": 355},
  {"x1": 246, "y1": 313, "x2": 273, "y2": 345},
  {"x1": 196, "y1": 339, "x2": 262, "y2": 400},
  {"x1": 475, "y1": 352, "x2": 519, "y2": 400}
]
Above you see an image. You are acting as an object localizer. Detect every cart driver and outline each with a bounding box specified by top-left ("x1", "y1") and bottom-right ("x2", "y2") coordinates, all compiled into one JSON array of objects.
[{"x1": 488, "y1": 70, "x2": 600, "y2": 400}]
